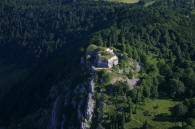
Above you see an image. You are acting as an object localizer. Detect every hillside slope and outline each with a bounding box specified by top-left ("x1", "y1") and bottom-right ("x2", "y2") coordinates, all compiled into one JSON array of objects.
[{"x1": 0, "y1": 0, "x2": 195, "y2": 129}]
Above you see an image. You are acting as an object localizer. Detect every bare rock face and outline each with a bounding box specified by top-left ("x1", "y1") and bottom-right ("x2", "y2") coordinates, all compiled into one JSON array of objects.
[
  {"x1": 47, "y1": 81, "x2": 67, "y2": 129},
  {"x1": 108, "y1": 56, "x2": 118, "y2": 68},
  {"x1": 77, "y1": 97, "x2": 84, "y2": 120},
  {"x1": 81, "y1": 121, "x2": 90, "y2": 129},
  {"x1": 85, "y1": 93, "x2": 94, "y2": 121},
  {"x1": 81, "y1": 77, "x2": 95, "y2": 129},
  {"x1": 50, "y1": 96, "x2": 61, "y2": 129},
  {"x1": 89, "y1": 78, "x2": 95, "y2": 93}
]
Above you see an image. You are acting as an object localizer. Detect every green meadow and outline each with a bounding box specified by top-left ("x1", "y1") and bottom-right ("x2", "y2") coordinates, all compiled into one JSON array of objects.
[
  {"x1": 105, "y1": 0, "x2": 140, "y2": 4},
  {"x1": 125, "y1": 99, "x2": 180, "y2": 129}
]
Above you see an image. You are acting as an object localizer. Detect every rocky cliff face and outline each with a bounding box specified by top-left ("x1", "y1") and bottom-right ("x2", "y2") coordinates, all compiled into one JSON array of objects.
[
  {"x1": 49, "y1": 96, "x2": 61, "y2": 129},
  {"x1": 15, "y1": 56, "x2": 141, "y2": 129},
  {"x1": 81, "y1": 76, "x2": 95, "y2": 129},
  {"x1": 16, "y1": 78, "x2": 86, "y2": 129},
  {"x1": 47, "y1": 82, "x2": 69, "y2": 129}
]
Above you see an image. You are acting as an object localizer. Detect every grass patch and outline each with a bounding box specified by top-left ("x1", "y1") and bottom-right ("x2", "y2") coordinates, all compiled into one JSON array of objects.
[
  {"x1": 87, "y1": 44, "x2": 106, "y2": 52},
  {"x1": 87, "y1": 44, "x2": 98, "y2": 52},
  {"x1": 87, "y1": 44, "x2": 115, "y2": 60},
  {"x1": 125, "y1": 99, "x2": 180, "y2": 129},
  {"x1": 105, "y1": 0, "x2": 140, "y2": 4},
  {"x1": 98, "y1": 50, "x2": 115, "y2": 60},
  {"x1": 144, "y1": 0, "x2": 156, "y2": 7}
]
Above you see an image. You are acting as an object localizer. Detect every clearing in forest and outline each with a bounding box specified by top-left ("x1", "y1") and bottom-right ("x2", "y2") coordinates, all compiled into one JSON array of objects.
[
  {"x1": 105, "y1": 0, "x2": 140, "y2": 4},
  {"x1": 124, "y1": 99, "x2": 181, "y2": 129}
]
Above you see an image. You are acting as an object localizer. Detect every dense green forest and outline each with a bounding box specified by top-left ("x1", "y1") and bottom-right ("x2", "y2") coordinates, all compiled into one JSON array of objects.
[{"x1": 0, "y1": 0, "x2": 195, "y2": 128}]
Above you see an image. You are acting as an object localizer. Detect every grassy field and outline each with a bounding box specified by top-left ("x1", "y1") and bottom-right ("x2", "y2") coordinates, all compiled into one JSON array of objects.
[
  {"x1": 144, "y1": 0, "x2": 156, "y2": 7},
  {"x1": 105, "y1": 0, "x2": 158, "y2": 6},
  {"x1": 0, "y1": 62, "x2": 29, "y2": 100},
  {"x1": 125, "y1": 99, "x2": 180, "y2": 129},
  {"x1": 105, "y1": 0, "x2": 140, "y2": 4}
]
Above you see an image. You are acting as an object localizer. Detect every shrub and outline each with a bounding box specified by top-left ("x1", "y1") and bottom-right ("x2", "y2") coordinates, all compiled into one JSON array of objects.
[
  {"x1": 98, "y1": 70, "x2": 112, "y2": 84},
  {"x1": 143, "y1": 110, "x2": 152, "y2": 116},
  {"x1": 127, "y1": 70, "x2": 133, "y2": 79}
]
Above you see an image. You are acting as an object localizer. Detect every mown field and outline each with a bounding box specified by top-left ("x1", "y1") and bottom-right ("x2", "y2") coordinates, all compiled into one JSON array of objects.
[{"x1": 125, "y1": 99, "x2": 181, "y2": 129}]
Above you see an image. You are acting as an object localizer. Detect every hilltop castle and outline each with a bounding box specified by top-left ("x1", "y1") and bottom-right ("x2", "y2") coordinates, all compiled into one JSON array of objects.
[{"x1": 85, "y1": 44, "x2": 118, "y2": 68}]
